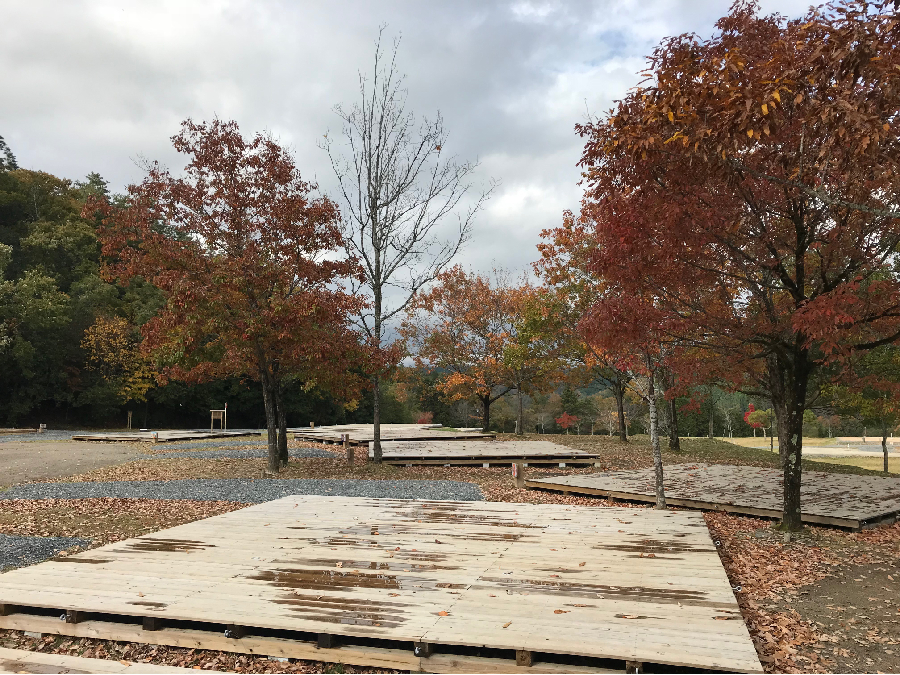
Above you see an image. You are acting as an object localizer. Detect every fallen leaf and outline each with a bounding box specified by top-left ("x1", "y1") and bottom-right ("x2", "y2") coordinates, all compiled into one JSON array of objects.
[
  {"x1": 137, "y1": 593, "x2": 144, "y2": 597},
  {"x1": 119, "y1": 661, "x2": 131, "y2": 666},
  {"x1": 620, "y1": 614, "x2": 641, "y2": 619},
  {"x1": 335, "y1": 561, "x2": 343, "y2": 568},
  {"x1": 553, "y1": 609, "x2": 570, "y2": 614},
  {"x1": 502, "y1": 621, "x2": 512, "y2": 628},
  {"x1": 579, "y1": 562, "x2": 586, "y2": 566},
  {"x1": 438, "y1": 611, "x2": 449, "y2": 616},
  {"x1": 388, "y1": 593, "x2": 399, "y2": 597},
  {"x1": 435, "y1": 539, "x2": 442, "y2": 544}
]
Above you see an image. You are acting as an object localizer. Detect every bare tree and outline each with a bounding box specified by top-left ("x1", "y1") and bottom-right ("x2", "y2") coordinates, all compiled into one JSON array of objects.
[{"x1": 323, "y1": 30, "x2": 493, "y2": 461}]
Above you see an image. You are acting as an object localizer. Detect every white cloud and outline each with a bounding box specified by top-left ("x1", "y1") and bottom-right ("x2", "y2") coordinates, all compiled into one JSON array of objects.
[{"x1": 1, "y1": 0, "x2": 812, "y2": 278}]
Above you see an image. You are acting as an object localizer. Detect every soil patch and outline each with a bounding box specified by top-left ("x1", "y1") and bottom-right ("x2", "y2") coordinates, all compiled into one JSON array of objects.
[{"x1": 0, "y1": 441, "x2": 142, "y2": 488}]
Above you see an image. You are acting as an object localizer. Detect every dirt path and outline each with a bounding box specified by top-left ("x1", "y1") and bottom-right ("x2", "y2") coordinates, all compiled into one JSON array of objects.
[{"x1": 0, "y1": 441, "x2": 142, "y2": 488}]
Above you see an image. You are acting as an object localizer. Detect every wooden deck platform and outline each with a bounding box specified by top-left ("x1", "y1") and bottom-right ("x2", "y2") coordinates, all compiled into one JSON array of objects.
[
  {"x1": 527, "y1": 463, "x2": 900, "y2": 529},
  {"x1": 288, "y1": 424, "x2": 495, "y2": 446},
  {"x1": 373, "y1": 440, "x2": 602, "y2": 466},
  {"x1": 71, "y1": 430, "x2": 256, "y2": 443},
  {"x1": 0, "y1": 496, "x2": 760, "y2": 673}
]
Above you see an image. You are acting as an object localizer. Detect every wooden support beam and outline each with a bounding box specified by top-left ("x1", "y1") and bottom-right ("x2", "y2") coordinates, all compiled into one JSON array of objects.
[
  {"x1": 0, "y1": 604, "x2": 16, "y2": 617},
  {"x1": 413, "y1": 642, "x2": 432, "y2": 658},
  {"x1": 317, "y1": 633, "x2": 338, "y2": 649},
  {"x1": 516, "y1": 650, "x2": 533, "y2": 667},
  {"x1": 625, "y1": 660, "x2": 643, "y2": 673},
  {"x1": 65, "y1": 610, "x2": 83, "y2": 624},
  {"x1": 142, "y1": 616, "x2": 163, "y2": 631}
]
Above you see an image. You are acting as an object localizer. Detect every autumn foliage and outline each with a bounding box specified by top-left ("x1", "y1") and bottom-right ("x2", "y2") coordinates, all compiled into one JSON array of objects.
[
  {"x1": 90, "y1": 119, "x2": 362, "y2": 470},
  {"x1": 568, "y1": 0, "x2": 900, "y2": 529}
]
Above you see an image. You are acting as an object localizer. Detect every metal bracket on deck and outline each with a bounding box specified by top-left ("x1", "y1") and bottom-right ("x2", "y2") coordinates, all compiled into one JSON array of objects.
[
  {"x1": 516, "y1": 650, "x2": 533, "y2": 667},
  {"x1": 317, "y1": 633, "x2": 339, "y2": 649},
  {"x1": 225, "y1": 625, "x2": 248, "y2": 639},
  {"x1": 413, "y1": 642, "x2": 432, "y2": 657},
  {"x1": 64, "y1": 610, "x2": 84, "y2": 624}
]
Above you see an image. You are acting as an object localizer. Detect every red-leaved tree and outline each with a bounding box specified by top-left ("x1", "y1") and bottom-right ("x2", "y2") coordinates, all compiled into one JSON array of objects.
[
  {"x1": 91, "y1": 119, "x2": 363, "y2": 472},
  {"x1": 576, "y1": 0, "x2": 900, "y2": 529}
]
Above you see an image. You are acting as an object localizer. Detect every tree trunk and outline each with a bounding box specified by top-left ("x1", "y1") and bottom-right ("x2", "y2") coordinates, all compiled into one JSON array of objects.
[
  {"x1": 708, "y1": 403, "x2": 714, "y2": 439},
  {"x1": 647, "y1": 370, "x2": 666, "y2": 510},
  {"x1": 882, "y1": 421, "x2": 889, "y2": 473},
  {"x1": 372, "y1": 373, "x2": 382, "y2": 463},
  {"x1": 769, "y1": 351, "x2": 810, "y2": 531},
  {"x1": 661, "y1": 372, "x2": 681, "y2": 451},
  {"x1": 480, "y1": 394, "x2": 491, "y2": 433},
  {"x1": 276, "y1": 384, "x2": 288, "y2": 468},
  {"x1": 260, "y1": 369, "x2": 279, "y2": 473},
  {"x1": 613, "y1": 377, "x2": 627, "y2": 441},
  {"x1": 516, "y1": 387, "x2": 524, "y2": 436}
]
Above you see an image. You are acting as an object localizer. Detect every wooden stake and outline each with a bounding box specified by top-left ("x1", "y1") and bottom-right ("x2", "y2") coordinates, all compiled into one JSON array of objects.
[
  {"x1": 413, "y1": 642, "x2": 432, "y2": 657},
  {"x1": 344, "y1": 434, "x2": 353, "y2": 467},
  {"x1": 0, "y1": 604, "x2": 16, "y2": 617},
  {"x1": 626, "y1": 660, "x2": 643, "y2": 673},
  {"x1": 513, "y1": 462, "x2": 525, "y2": 488},
  {"x1": 516, "y1": 650, "x2": 533, "y2": 667},
  {"x1": 64, "y1": 610, "x2": 83, "y2": 624}
]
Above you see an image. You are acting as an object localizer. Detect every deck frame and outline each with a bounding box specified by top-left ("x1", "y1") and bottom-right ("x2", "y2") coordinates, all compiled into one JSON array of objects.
[
  {"x1": 0, "y1": 496, "x2": 762, "y2": 673},
  {"x1": 527, "y1": 463, "x2": 900, "y2": 530}
]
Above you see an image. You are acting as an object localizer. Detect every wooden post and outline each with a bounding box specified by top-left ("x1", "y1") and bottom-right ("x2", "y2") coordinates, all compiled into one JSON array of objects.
[
  {"x1": 513, "y1": 462, "x2": 525, "y2": 488},
  {"x1": 344, "y1": 434, "x2": 353, "y2": 467},
  {"x1": 516, "y1": 650, "x2": 533, "y2": 667},
  {"x1": 127, "y1": 411, "x2": 132, "y2": 430},
  {"x1": 65, "y1": 610, "x2": 83, "y2": 624},
  {"x1": 310, "y1": 422, "x2": 315, "y2": 428},
  {"x1": 413, "y1": 642, "x2": 433, "y2": 657},
  {"x1": 625, "y1": 661, "x2": 643, "y2": 673},
  {"x1": 0, "y1": 604, "x2": 17, "y2": 616},
  {"x1": 225, "y1": 624, "x2": 247, "y2": 639}
]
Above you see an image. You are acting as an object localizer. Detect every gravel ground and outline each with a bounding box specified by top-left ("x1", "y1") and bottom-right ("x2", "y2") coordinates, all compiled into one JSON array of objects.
[
  {"x1": 0, "y1": 430, "x2": 82, "y2": 443},
  {"x1": 0, "y1": 533, "x2": 91, "y2": 571},
  {"x1": 138, "y1": 447, "x2": 334, "y2": 461},
  {"x1": 0, "y1": 479, "x2": 483, "y2": 503}
]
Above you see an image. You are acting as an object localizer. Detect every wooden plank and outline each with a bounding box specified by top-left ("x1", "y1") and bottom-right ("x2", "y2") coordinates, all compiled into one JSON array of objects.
[
  {"x1": 0, "y1": 496, "x2": 762, "y2": 673},
  {"x1": 0, "y1": 616, "x2": 616, "y2": 674},
  {"x1": 527, "y1": 463, "x2": 900, "y2": 528},
  {"x1": 372, "y1": 440, "x2": 601, "y2": 463},
  {"x1": 0, "y1": 646, "x2": 209, "y2": 674},
  {"x1": 71, "y1": 430, "x2": 254, "y2": 443}
]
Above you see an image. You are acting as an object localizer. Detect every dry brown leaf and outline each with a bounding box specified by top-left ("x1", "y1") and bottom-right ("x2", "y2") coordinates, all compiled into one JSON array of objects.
[
  {"x1": 553, "y1": 609, "x2": 569, "y2": 614},
  {"x1": 502, "y1": 621, "x2": 511, "y2": 628},
  {"x1": 579, "y1": 562, "x2": 586, "y2": 566}
]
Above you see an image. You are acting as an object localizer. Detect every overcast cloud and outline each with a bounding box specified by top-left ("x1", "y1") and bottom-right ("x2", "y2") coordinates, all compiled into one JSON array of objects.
[{"x1": 2, "y1": 0, "x2": 810, "y2": 277}]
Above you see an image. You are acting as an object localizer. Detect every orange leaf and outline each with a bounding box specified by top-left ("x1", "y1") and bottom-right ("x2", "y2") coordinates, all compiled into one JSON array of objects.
[
  {"x1": 438, "y1": 611, "x2": 449, "y2": 616},
  {"x1": 553, "y1": 609, "x2": 570, "y2": 614},
  {"x1": 667, "y1": 111, "x2": 674, "y2": 123}
]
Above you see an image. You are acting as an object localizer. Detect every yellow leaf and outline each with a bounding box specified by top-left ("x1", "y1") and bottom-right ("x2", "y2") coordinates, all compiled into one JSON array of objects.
[
  {"x1": 667, "y1": 111, "x2": 674, "y2": 123},
  {"x1": 747, "y1": 129, "x2": 754, "y2": 138},
  {"x1": 884, "y1": 124, "x2": 891, "y2": 132},
  {"x1": 794, "y1": 93, "x2": 803, "y2": 104},
  {"x1": 761, "y1": 104, "x2": 768, "y2": 115},
  {"x1": 772, "y1": 90, "x2": 781, "y2": 103}
]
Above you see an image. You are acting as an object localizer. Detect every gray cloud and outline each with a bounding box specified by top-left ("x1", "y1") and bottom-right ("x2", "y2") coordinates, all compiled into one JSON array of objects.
[{"x1": 2, "y1": 0, "x2": 810, "y2": 277}]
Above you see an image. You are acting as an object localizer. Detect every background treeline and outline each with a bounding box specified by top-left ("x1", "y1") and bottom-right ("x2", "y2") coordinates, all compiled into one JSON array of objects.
[
  {"x1": 0, "y1": 143, "x2": 883, "y2": 436},
  {"x1": 0, "y1": 152, "x2": 397, "y2": 429}
]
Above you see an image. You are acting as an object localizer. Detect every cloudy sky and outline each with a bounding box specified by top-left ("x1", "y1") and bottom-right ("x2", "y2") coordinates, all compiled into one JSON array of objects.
[{"x1": 2, "y1": 0, "x2": 810, "y2": 278}]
